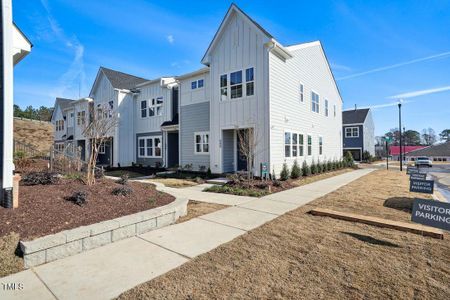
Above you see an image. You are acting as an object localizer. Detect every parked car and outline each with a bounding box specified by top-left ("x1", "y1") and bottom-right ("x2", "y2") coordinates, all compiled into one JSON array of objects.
[{"x1": 415, "y1": 156, "x2": 432, "y2": 167}]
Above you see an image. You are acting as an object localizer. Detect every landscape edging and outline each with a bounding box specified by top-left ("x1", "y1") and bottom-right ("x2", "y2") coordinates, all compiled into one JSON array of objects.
[{"x1": 19, "y1": 197, "x2": 188, "y2": 268}]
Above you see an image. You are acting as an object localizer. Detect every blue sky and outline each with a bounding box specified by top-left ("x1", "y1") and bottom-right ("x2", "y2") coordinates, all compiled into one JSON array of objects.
[{"x1": 12, "y1": 0, "x2": 450, "y2": 136}]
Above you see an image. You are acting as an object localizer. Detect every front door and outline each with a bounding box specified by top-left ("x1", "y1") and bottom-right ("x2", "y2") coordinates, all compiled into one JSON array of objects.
[{"x1": 167, "y1": 132, "x2": 179, "y2": 168}]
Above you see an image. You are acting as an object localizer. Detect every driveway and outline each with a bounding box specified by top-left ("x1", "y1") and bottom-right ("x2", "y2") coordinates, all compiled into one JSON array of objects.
[{"x1": 428, "y1": 163, "x2": 450, "y2": 202}]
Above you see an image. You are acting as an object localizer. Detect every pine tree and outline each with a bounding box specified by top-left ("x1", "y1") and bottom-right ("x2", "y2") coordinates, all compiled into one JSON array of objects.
[
  {"x1": 291, "y1": 159, "x2": 301, "y2": 179},
  {"x1": 280, "y1": 163, "x2": 290, "y2": 181}
]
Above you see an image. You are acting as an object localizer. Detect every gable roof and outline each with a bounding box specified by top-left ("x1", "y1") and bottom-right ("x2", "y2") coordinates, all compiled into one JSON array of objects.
[
  {"x1": 51, "y1": 97, "x2": 75, "y2": 121},
  {"x1": 343, "y1": 108, "x2": 370, "y2": 124},
  {"x1": 100, "y1": 67, "x2": 148, "y2": 90},
  {"x1": 404, "y1": 142, "x2": 450, "y2": 157},
  {"x1": 201, "y1": 3, "x2": 291, "y2": 65}
]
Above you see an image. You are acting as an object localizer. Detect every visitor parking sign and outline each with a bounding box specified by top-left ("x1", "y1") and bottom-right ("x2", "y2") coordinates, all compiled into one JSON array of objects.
[{"x1": 411, "y1": 198, "x2": 450, "y2": 231}]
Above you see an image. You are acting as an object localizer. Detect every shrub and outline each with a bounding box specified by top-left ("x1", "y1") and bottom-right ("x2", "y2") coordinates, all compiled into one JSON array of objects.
[
  {"x1": 327, "y1": 160, "x2": 333, "y2": 172},
  {"x1": 68, "y1": 191, "x2": 87, "y2": 206},
  {"x1": 117, "y1": 173, "x2": 129, "y2": 185},
  {"x1": 22, "y1": 172, "x2": 59, "y2": 186},
  {"x1": 271, "y1": 167, "x2": 276, "y2": 180},
  {"x1": 317, "y1": 161, "x2": 323, "y2": 174},
  {"x1": 206, "y1": 167, "x2": 212, "y2": 179},
  {"x1": 301, "y1": 161, "x2": 310, "y2": 176},
  {"x1": 112, "y1": 186, "x2": 133, "y2": 196},
  {"x1": 344, "y1": 151, "x2": 355, "y2": 168},
  {"x1": 94, "y1": 167, "x2": 104, "y2": 179},
  {"x1": 310, "y1": 159, "x2": 317, "y2": 175},
  {"x1": 280, "y1": 163, "x2": 290, "y2": 181},
  {"x1": 290, "y1": 160, "x2": 301, "y2": 179},
  {"x1": 14, "y1": 150, "x2": 26, "y2": 160},
  {"x1": 255, "y1": 182, "x2": 270, "y2": 190},
  {"x1": 272, "y1": 180, "x2": 283, "y2": 187}
]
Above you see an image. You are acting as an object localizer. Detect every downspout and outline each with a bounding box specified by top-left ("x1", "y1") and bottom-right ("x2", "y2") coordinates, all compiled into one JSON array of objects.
[{"x1": 266, "y1": 41, "x2": 275, "y2": 177}]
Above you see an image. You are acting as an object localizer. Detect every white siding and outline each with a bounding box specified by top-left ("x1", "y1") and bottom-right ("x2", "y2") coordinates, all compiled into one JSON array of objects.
[
  {"x1": 363, "y1": 110, "x2": 375, "y2": 156},
  {"x1": 73, "y1": 101, "x2": 89, "y2": 140},
  {"x1": 53, "y1": 106, "x2": 65, "y2": 141},
  {"x1": 179, "y1": 72, "x2": 210, "y2": 106},
  {"x1": 269, "y1": 44, "x2": 343, "y2": 175},
  {"x1": 208, "y1": 11, "x2": 271, "y2": 175}
]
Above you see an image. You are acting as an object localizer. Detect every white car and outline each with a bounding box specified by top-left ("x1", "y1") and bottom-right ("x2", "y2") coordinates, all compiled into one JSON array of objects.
[{"x1": 415, "y1": 157, "x2": 432, "y2": 167}]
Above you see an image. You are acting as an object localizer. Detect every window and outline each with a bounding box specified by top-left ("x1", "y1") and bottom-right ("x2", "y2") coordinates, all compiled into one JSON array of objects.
[
  {"x1": 54, "y1": 143, "x2": 64, "y2": 152},
  {"x1": 191, "y1": 79, "x2": 204, "y2": 90},
  {"x1": 345, "y1": 127, "x2": 359, "y2": 138},
  {"x1": 98, "y1": 142, "x2": 106, "y2": 154},
  {"x1": 138, "y1": 136, "x2": 162, "y2": 158},
  {"x1": 194, "y1": 132, "x2": 209, "y2": 154},
  {"x1": 220, "y1": 74, "x2": 228, "y2": 101},
  {"x1": 77, "y1": 111, "x2": 86, "y2": 125},
  {"x1": 149, "y1": 97, "x2": 163, "y2": 117},
  {"x1": 292, "y1": 133, "x2": 298, "y2": 156},
  {"x1": 198, "y1": 79, "x2": 204, "y2": 88},
  {"x1": 55, "y1": 120, "x2": 64, "y2": 131},
  {"x1": 230, "y1": 70, "x2": 243, "y2": 99},
  {"x1": 284, "y1": 132, "x2": 291, "y2": 157},
  {"x1": 246, "y1": 67, "x2": 254, "y2": 96},
  {"x1": 325, "y1": 99, "x2": 329, "y2": 117},
  {"x1": 311, "y1": 92, "x2": 319, "y2": 113},
  {"x1": 299, "y1": 83, "x2": 304, "y2": 102},
  {"x1": 299, "y1": 134, "x2": 304, "y2": 156},
  {"x1": 140, "y1": 100, "x2": 147, "y2": 118},
  {"x1": 108, "y1": 101, "x2": 114, "y2": 118},
  {"x1": 319, "y1": 137, "x2": 323, "y2": 155},
  {"x1": 307, "y1": 135, "x2": 312, "y2": 155},
  {"x1": 334, "y1": 104, "x2": 336, "y2": 117},
  {"x1": 191, "y1": 81, "x2": 197, "y2": 89}
]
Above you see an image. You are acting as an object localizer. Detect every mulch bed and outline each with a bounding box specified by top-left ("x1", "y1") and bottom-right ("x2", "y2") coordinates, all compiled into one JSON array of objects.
[{"x1": 0, "y1": 178, "x2": 174, "y2": 240}]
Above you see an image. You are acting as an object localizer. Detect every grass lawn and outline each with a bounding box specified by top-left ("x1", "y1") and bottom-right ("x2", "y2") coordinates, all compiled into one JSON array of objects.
[
  {"x1": 117, "y1": 169, "x2": 449, "y2": 299},
  {"x1": 105, "y1": 170, "x2": 146, "y2": 178},
  {"x1": 205, "y1": 168, "x2": 353, "y2": 197},
  {"x1": 176, "y1": 201, "x2": 228, "y2": 224},
  {"x1": 147, "y1": 178, "x2": 200, "y2": 188}
]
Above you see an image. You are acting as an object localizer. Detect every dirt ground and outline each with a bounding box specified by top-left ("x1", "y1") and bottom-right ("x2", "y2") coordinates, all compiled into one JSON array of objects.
[
  {"x1": 0, "y1": 179, "x2": 174, "y2": 240},
  {"x1": 149, "y1": 178, "x2": 200, "y2": 188},
  {"x1": 176, "y1": 201, "x2": 228, "y2": 224},
  {"x1": 118, "y1": 169, "x2": 449, "y2": 300},
  {"x1": 14, "y1": 118, "x2": 53, "y2": 153},
  {"x1": 0, "y1": 233, "x2": 22, "y2": 277}
]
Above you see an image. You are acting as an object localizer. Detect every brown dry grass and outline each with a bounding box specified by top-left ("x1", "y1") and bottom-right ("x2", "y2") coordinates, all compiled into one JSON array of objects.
[
  {"x1": 14, "y1": 118, "x2": 53, "y2": 153},
  {"x1": 148, "y1": 178, "x2": 199, "y2": 188},
  {"x1": 118, "y1": 169, "x2": 450, "y2": 300},
  {"x1": 290, "y1": 168, "x2": 352, "y2": 187},
  {"x1": 176, "y1": 201, "x2": 228, "y2": 224},
  {"x1": 0, "y1": 233, "x2": 23, "y2": 277}
]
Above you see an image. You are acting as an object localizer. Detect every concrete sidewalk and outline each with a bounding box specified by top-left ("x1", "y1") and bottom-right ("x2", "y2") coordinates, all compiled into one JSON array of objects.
[{"x1": 1, "y1": 169, "x2": 374, "y2": 300}]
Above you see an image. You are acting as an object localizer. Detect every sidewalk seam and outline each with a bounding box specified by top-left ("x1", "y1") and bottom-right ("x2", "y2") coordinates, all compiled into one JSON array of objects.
[
  {"x1": 135, "y1": 236, "x2": 193, "y2": 260},
  {"x1": 30, "y1": 268, "x2": 59, "y2": 300}
]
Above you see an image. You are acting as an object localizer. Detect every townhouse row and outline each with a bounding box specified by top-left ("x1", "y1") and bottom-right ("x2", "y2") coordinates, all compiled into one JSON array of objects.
[{"x1": 52, "y1": 4, "x2": 343, "y2": 176}]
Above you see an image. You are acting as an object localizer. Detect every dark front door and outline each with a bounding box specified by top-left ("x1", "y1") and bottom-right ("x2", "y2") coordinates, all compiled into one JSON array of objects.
[
  {"x1": 345, "y1": 149, "x2": 361, "y2": 161},
  {"x1": 77, "y1": 140, "x2": 86, "y2": 161},
  {"x1": 97, "y1": 138, "x2": 112, "y2": 166},
  {"x1": 236, "y1": 129, "x2": 248, "y2": 171},
  {"x1": 167, "y1": 132, "x2": 179, "y2": 168}
]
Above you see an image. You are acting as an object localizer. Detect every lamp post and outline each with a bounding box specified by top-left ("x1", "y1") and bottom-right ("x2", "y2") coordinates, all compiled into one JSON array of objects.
[{"x1": 398, "y1": 100, "x2": 403, "y2": 171}]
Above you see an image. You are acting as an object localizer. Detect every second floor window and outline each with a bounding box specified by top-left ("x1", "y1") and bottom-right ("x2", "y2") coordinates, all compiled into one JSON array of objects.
[
  {"x1": 334, "y1": 104, "x2": 336, "y2": 117},
  {"x1": 345, "y1": 127, "x2": 359, "y2": 138},
  {"x1": 230, "y1": 70, "x2": 243, "y2": 99},
  {"x1": 220, "y1": 74, "x2": 228, "y2": 101},
  {"x1": 141, "y1": 100, "x2": 147, "y2": 118},
  {"x1": 299, "y1": 83, "x2": 304, "y2": 102},
  {"x1": 311, "y1": 92, "x2": 319, "y2": 113},
  {"x1": 77, "y1": 111, "x2": 86, "y2": 125},
  {"x1": 246, "y1": 68, "x2": 254, "y2": 96},
  {"x1": 325, "y1": 99, "x2": 329, "y2": 117},
  {"x1": 149, "y1": 97, "x2": 163, "y2": 117},
  {"x1": 55, "y1": 120, "x2": 64, "y2": 131},
  {"x1": 191, "y1": 79, "x2": 204, "y2": 90}
]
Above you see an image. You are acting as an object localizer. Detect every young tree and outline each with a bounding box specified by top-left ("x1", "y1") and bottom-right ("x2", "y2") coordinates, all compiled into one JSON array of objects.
[
  {"x1": 236, "y1": 127, "x2": 262, "y2": 181},
  {"x1": 439, "y1": 129, "x2": 450, "y2": 142},
  {"x1": 83, "y1": 103, "x2": 119, "y2": 185},
  {"x1": 421, "y1": 128, "x2": 437, "y2": 145},
  {"x1": 290, "y1": 159, "x2": 301, "y2": 179}
]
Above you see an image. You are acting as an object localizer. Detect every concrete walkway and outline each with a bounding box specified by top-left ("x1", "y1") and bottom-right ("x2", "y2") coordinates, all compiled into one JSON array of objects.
[{"x1": 1, "y1": 169, "x2": 374, "y2": 300}]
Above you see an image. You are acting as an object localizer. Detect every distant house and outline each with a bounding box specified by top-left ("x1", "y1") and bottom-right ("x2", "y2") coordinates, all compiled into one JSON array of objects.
[
  {"x1": 404, "y1": 142, "x2": 450, "y2": 162},
  {"x1": 1, "y1": 0, "x2": 32, "y2": 207},
  {"x1": 342, "y1": 108, "x2": 374, "y2": 161},
  {"x1": 389, "y1": 145, "x2": 427, "y2": 161}
]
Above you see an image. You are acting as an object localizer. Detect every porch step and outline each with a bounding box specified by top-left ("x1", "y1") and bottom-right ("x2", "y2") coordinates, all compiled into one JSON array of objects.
[{"x1": 206, "y1": 177, "x2": 230, "y2": 185}]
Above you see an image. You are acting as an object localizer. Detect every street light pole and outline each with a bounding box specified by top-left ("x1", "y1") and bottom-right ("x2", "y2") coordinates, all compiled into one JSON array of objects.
[{"x1": 398, "y1": 100, "x2": 403, "y2": 171}]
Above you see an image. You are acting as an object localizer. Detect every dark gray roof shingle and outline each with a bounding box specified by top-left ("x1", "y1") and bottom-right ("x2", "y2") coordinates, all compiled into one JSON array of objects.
[
  {"x1": 100, "y1": 67, "x2": 148, "y2": 90},
  {"x1": 343, "y1": 108, "x2": 370, "y2": 124},
  {"x1": 405, "y1": 142, "x2": 450, "y2": 157}
]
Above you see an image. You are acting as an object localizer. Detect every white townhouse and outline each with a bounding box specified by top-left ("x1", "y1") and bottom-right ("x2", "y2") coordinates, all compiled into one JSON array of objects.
[
  {"x1": 1, "y1": 0, "x2": 32, "y2": 207},
  {"x1": 52, "y1": 4, "x2": 343, "y2": 177}
]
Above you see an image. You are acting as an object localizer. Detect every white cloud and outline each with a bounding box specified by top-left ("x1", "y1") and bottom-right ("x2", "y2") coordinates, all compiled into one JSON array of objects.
[
  {"x1": 167, "y1": 34, "x2": 175, "y2": 44},
  {"x1": 388, "y1": 85, "x2": 450, "y2": 99},
  {"x1": 330, "y1": 63, "x2": 352, "y2": 72},
  {"x1": 337, "y1": 51, "x2": 450, "y2": 81},
  {"x1": 40, "y1": 0, "x2": 87, "y2": 99}
]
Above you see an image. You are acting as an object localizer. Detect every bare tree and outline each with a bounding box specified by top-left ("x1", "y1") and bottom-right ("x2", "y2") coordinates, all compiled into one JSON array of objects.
[
  {"x1": 421, "y1": 128, "x2": 437, "y2": 145},
  {"x1": 235, "y1": 126, "x2": 262, "y2": 182},
  {"x1": 82, "y1": 103, "x2": 119, "y2": 185}
]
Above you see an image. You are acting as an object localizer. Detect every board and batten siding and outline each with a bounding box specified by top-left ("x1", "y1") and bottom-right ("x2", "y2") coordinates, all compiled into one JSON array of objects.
[
  {"x1": 179, "y1": 102, "x2": 210, "y2": 170},
  {"x1": 208, "y1": 11, "x2": 271, "y2": 175},
  {"x1": 363, "y1": 110, "x2": 375, "y2": 156},
  {"x1": 269, "y1": 43, "x2": 343, "y2": 175}
]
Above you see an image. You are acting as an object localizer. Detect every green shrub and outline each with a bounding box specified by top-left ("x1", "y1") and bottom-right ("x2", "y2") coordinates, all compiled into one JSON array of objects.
[
  {"x1": 310, "y1": 159, "x2": 317, "y2": 175},
  {"x1": 22, "y1": 172, "x2": 59, "y2": 186},
  {"x1": 327, "y1": 160, "x2": 333, "y2": 171},
  {"x1": 290, "y1": 160, "x2": 301, "y2": 179},
  {"x1": 280, "y1": 163, "x2": 290, "y2": 181},
  {"x1": 14, "y1": 151, "x2": 26, "y2": 160},
  {"x1": 67, "y1": 191, "x2": 87, "y2": 206},
  {"x1": 344, "y1": 151, "x2": 355, "y2": 167},
  {"x1": 116, "y1": 173, "x2": 129, "y2": 185},
  {"x1": 302, "y1": 160, "x2": 311, "y2": 176},
  {"x1": 204, "y1": 185, "x2": 267, "y2": 197},
  {"x1": 206, "y1": 167, "x2": 212, "y2": 179},
  {"x1": 317, "y1": 161, "x2": 323, "y2": 173},
  {"x1": 112, "y1": 186, "x2": 133, "y2": 196}
]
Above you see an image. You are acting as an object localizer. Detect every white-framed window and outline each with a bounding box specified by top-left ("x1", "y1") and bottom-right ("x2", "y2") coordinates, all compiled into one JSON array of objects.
[
  {"x1": 284, "y1": 132, "x2": 291, "y2": 157},
  {"x1": 220, "y1": 74, "x2": 228, "y2": 101},
  {"x1": 299, "y1": 83, "x2": 304, "y2": 102},
  {"x1": 77, "y1": 111, "x2": 86, "y2": 125},
  {"x1": 55, "y1": 120, "x2": 64, "y2": 131},
  {"x1": 138, "y1": 136, "x2": 162, "y2": 158},
  {"x1": 311, "y1": 92, "x2": 319, "y2": 113},
  {"x1": 108, "y1": 101, "x2": 114, "y2": 118},
  {"x1": 140, "y1": 100, "x2": 147, "y2": 118},
  {"x1": 245, "y1": 67, "x2": 254, "y2": 96},
  {"x1": 98, "y1": 142, "x2": 106, "y2": 154},
  {"x1": 299, "y1": 134, "x2": 304, "y2": 156},
  {"x1": 307, "y1": 135, "x2": 312, "y2": 155},
  {"x1": 191, "y1": 81, "x2": 197, "y2": 89},
  {"x1": 325, "y1": 99, "x2": 329, "y2": 117},
  {"x1": 230, "y1": 70, "x2": 243, "y2": 99},
  {"x1": 149, "y1": 97, "x2": 163, "y2": 117},
  {"x1": 334, "y1": 104, "x2": 336, "y2": 117},
  {"x1": 54, "y1": 143, "x2": 64, "y2": 152},
  {"x1": 285, "y1": 132, "x2": 304, "y2": 157},
  {"x1": 194, "y1": 132, "x2": 209, "y2": 154},
  {"x1": 319, "y1": 136, "x2": 323, "y2": 155},
  {"x1": 345, "y1": 127, "x2": 359, "y2": 138},
  {"x1": 191, "y1": 79, "x2": 204, "y2": 90}
]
